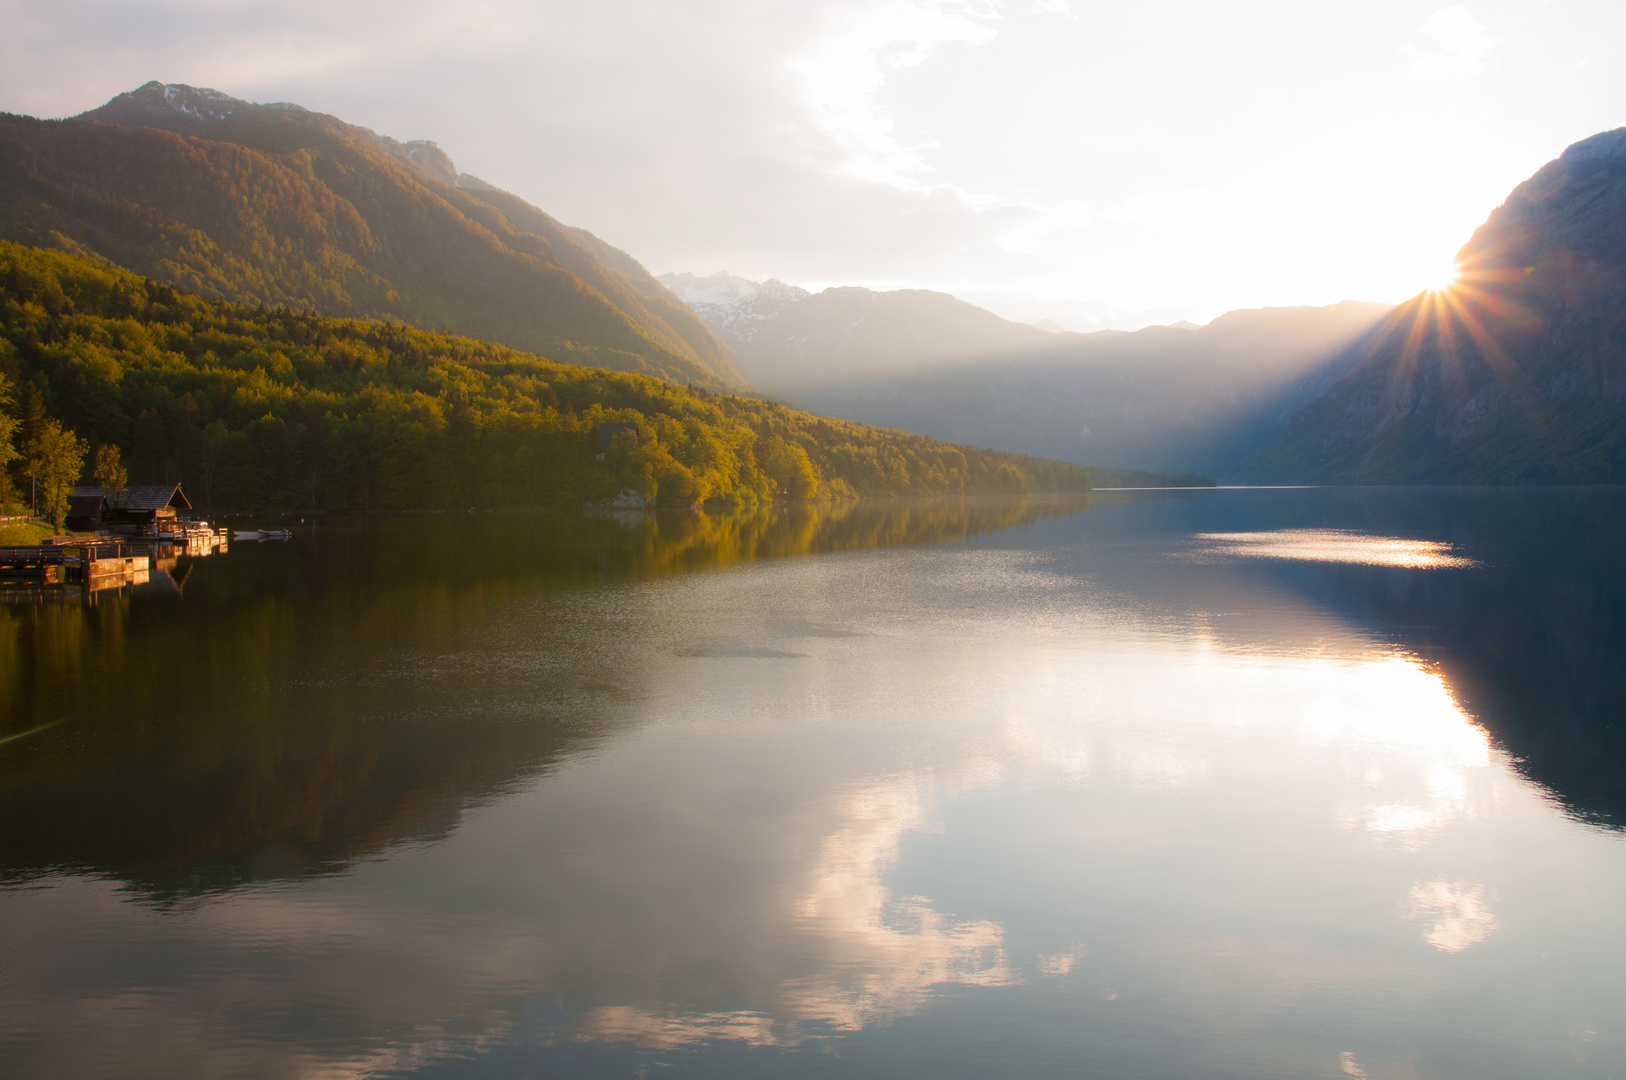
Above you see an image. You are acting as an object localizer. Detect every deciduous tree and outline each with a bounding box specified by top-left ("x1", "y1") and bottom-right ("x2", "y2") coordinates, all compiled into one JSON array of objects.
[
  {"x1": 92, "y1": 442, "x2": 128, "y2": 491},
  {"x1": 29, "y1": 419, "x2": 88, "y2": 531}
]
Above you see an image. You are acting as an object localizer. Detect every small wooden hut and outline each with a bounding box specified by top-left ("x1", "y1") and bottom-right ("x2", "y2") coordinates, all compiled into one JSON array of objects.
[
  {"x1": 65, "y1": 491, "x2": 109, "y2": 532},
  {"x1": 70, "y1": 483, "x2": 192, "y2": 535}
]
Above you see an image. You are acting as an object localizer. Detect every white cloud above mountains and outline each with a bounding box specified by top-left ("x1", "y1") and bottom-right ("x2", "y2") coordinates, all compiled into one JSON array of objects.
[
  {"x1": 789, "y1": 1, "x2": 1003, "y2": 193},
  {"x1": 0, "y1": 0, "x2": 1620, "y2": 329},
  {"x1": 1403, "y1": 5, "x2": 1499, "y2": 82}
]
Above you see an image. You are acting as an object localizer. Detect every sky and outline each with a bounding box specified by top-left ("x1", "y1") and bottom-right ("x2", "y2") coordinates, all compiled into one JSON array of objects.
[{"x1": 2, "y1": 0, "x2": 1623, "y2": 330}]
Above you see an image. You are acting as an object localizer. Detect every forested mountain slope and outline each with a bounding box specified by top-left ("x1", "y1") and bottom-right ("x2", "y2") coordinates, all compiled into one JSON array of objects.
[
  {"x1": 1247, "y1": 127, "x2": 1626, "y2": 483},
  {"x1": 0, "y1": 242, "x2": 1091, "y2": 511},
  {"x1": 0, "y1": 81, "x2": 742, "y2": 388}
]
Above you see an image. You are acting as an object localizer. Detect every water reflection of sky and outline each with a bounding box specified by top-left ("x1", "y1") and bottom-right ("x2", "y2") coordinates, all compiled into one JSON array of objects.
[
  {"x1": 1196, "y1": 528, "x2": 1479, "y2": 568},
  {"x1": 3, "y1": 498, "x2": 1625, "y2": 1079}
]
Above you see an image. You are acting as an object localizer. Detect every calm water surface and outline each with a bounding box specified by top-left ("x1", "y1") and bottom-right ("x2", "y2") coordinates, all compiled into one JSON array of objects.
[{"x1": 3, "y1": 489, "x2": 1625, "y2": 1079}]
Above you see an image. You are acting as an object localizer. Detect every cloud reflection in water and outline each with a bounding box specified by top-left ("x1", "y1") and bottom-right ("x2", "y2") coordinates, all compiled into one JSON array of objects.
[{"x1": 1406, "y1": 879, "x2": 1498, "y2": 953}]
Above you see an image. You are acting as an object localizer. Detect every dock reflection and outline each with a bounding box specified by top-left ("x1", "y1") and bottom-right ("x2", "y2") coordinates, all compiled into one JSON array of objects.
[{"x1": 0, "y1": 498, "x2": 1086, "y2": 897}]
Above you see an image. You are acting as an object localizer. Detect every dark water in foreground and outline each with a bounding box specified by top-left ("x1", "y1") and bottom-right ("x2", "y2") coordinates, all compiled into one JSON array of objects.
[{"x1": 2, "y1": 489, "x2": 1625, "y2": 1079}]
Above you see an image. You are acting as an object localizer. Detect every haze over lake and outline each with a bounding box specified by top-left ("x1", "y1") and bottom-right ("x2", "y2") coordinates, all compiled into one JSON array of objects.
[{"x1": 4, "y1": 489, "x2": 1624, "y2": 1078}]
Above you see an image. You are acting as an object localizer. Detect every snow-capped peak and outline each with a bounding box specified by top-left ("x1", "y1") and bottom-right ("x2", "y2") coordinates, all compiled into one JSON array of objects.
[
  {"x1": 658, "y1": 271, "x2": 763, "y2": 306},
  {"x1": 658, "y1": 272, "x2": 811, "y2": 344}
]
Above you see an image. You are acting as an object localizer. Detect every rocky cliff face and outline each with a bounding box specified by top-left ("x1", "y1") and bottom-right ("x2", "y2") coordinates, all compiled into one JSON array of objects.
[{"x1": 1248, "y1": 127, "x2": 1626, "y2": 483}]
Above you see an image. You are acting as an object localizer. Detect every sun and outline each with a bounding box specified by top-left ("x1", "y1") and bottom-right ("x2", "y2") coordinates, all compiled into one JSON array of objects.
[{"x1": 1426, "y1": 263, "x2": 1461, "y2": 293}]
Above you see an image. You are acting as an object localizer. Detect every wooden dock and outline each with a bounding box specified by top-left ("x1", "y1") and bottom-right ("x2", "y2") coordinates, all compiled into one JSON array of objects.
[
  {"x1": 0, "y1": 542, "x2": 149, "y2": 583},
  {"x1": 0, "y1": 547, "x2": 66, "y2": 583},
  {"x1": 1, "y1": 521, "x2": 229, "y2": 607}
]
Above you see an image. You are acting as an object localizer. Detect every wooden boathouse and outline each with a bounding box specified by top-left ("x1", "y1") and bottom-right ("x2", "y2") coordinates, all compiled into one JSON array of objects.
[{"x1": 68, "y1": 483, "x2": 193, "y2": 536}]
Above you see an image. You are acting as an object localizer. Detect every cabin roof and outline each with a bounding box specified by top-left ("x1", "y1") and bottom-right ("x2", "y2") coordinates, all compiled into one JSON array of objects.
[{"x1": 71, "y1": 483, "x2": 192, "y2": 511}]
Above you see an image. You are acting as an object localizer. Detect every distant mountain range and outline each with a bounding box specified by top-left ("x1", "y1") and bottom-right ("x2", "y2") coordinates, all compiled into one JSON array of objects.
[
  {"x1": 7, "y1": 81, "x2": 1619, "y2": 485},
  {"x1": 1247, "y1": 127, "x2": 1626, "y2": 483},
  {"x1": 0, "y1": 82, "x2": 743, "y2": 387},
  {"x1": 660, "y1": 271, "x2": 1065, "y2": 391},
  {"x1": 662, "y1": 270, "x2": 1391, "y2": 474},
  {"x1": 666, "y1": 127, "x2": 1626, "y2": 482}
]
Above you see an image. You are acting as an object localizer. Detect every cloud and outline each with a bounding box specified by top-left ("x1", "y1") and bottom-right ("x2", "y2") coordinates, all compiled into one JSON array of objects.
[
  {"x1": 1402, "y1": 6, "x2": 1498, "y2": 82},
  {"x1": 788, "y1": 1, "x2": 1003, "y2": 192}
]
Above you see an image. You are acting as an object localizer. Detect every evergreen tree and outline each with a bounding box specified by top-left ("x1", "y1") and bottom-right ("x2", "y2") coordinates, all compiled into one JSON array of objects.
[
  {"x1": 0, "y1": 374, "x2": 19, "y2": 512},
  {"x1": 16, "y1": 379, "x2": 46, "y2": 515}
]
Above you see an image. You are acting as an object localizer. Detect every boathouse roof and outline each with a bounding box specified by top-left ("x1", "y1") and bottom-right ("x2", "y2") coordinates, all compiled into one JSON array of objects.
[{"x1": 71, "y1": 483, "x2": 192, "y2": 511}]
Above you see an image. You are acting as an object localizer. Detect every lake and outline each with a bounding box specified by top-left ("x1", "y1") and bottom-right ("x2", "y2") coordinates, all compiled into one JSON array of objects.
[{"x1": 3, "y1": 488, "x2": 1625, "y2": 1079}]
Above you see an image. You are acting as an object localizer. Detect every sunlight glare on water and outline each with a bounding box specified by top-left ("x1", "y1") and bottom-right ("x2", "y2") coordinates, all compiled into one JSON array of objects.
[{"x1": 1196, "y1": 528, "x2": 1479, "y2": 568}]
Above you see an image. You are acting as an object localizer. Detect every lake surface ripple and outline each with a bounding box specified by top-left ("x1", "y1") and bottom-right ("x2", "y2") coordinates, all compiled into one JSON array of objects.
[{"x1": 3, "y1": 489, "x2": 1625, "y2": 1079}]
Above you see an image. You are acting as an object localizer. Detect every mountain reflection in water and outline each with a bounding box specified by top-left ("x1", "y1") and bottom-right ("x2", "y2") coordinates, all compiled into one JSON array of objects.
[
  {"x1": 1182, "y1": 488, "x2": 1626, "y2": 828},
  {"x1": 0, "y1": 497, "x2": 1084, "y2": 896},
  {"x1": 2, "y1": 489, "x2": 1625, "y2": 1080}
]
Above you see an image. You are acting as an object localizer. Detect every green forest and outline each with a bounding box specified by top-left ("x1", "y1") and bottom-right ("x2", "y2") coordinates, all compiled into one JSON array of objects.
[
  {"x1": 0, "y1": 242, "x2": 1091, "y2": 518},
  {"x1": 0, "y1": 103, "x2": 742, "y2": 388}
]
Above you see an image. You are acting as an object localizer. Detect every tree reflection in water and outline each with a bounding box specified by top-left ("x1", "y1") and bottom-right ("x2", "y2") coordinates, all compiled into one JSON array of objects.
[{"x1": 0, "y1": 497, "x2": 1086, "y2": 897}]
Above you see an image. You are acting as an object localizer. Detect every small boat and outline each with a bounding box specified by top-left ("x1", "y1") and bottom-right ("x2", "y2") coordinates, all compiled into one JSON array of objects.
[{"x1": 233, "y1": 530, "x2": 263, "y2": 541}]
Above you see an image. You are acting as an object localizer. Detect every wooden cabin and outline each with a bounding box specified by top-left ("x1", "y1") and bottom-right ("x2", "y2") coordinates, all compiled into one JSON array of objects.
[
  {"x1": 69, "y1": 483, "x2": 192, "y2": 536},
  {"x1": 65, "y1": 492, "x2": 109, "y2": 532}
]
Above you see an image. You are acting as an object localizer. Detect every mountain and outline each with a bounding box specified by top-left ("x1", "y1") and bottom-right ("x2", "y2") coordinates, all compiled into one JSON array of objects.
[
  {"x1": 1247, "y1": 127, "x2": 1626, "y2": 483},
  {"x1": 798, "y1": 303, "x2": 1394, "y2": 475},
  {"x1": 659, "y1": 272, "x2": 813, "y2": 356},
  {"x1": 659, "y1": 271, "x2": 1059, "y2": 391},
  {"x1": 662, "y1": 270, "x2": 1390, "y2": 474},
  {"x1": 0, "y1": 241, "x2": 1093, "y2": 513},
  {"x1": 0, "y1": 81, "x2": 743, "y2": 387}
]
